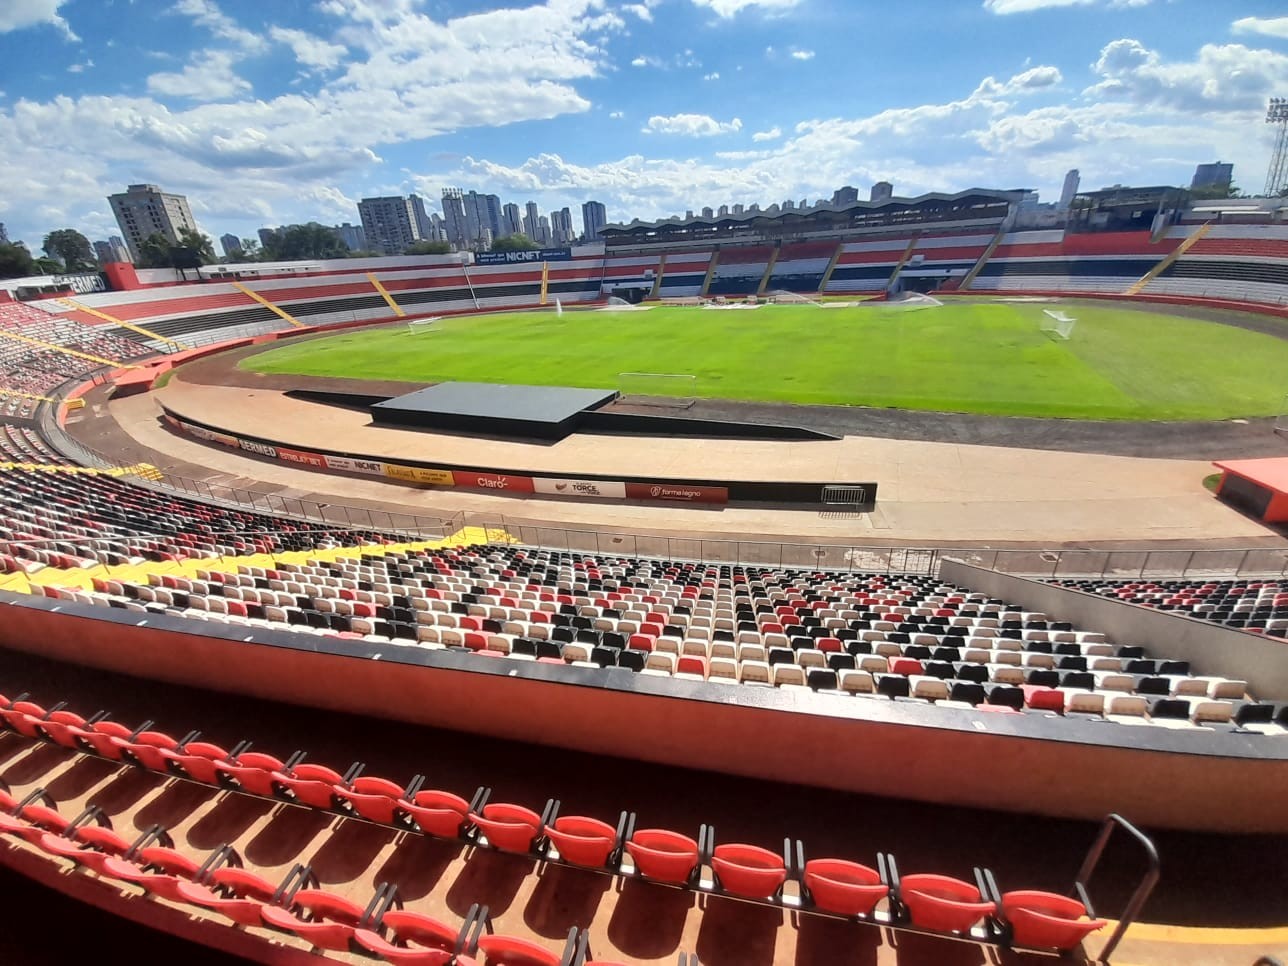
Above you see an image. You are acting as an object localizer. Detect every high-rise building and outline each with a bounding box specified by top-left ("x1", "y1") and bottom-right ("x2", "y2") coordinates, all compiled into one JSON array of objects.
[
  {"x1": 1191, "y1": 162, "x2": 1233, "y2": 192},
  {"x1": 870, "y1": 182, "x2": 893, "y2": 204},
  {"x1": 257, "y1": 227, "x2": 280, "y2": 250},
  {"x1": 523, "y1": 201, "x2": 540, "y2": 240},
  {"x1": 357, "y1": 196, "x2": 421, "y2": 255},
  {"x1": 748, "y1": 203, "x2": 760, "y2": 213},
  {"x1": 782, "y1": 199, "x2": 795, "y2": 210},
  {"x1": 409, "y1": 196, "x2": 435, "y2": 242},
  {"x1": 0, "y1": 223, "x2": 8, "y2": 244},
  {"x1": 685, "y1": 210, "x2": 694, "y2": 220},
  {"x1": 732, "y1": 203, "x2": 744, "y2": 215},
  {"x1": 549, "y1": 207, "x2": 574, "y2": 245},
  {"x1": 537, "y1": 215, "x2": 551, "y2": 246},
  {"x1": 700, "y1": 206, "x2": 714, "y2": 219},
  {"x1": 219, "y1": 233, "x2": 242, "y2": 258},
  {"x1": 440, "y1": 189, "x2": 468, "y2": 249},
  {"x1": 92, "y1": 240, "x2": 114, "y2": 264},
  {"x1": 107, "y1": 183, "x2": 198, "y2": 262},
  {"x1": 333, "y1": 223, "x2": 366, "y2": 251},
  {"x1": 832, "y1": 186, "x2": 860, "y2": 207},
  {"x1": 1058, "y1": 169, "x2": 1080, "y2": 210},
  {"x1": 455, "y1": 192, "x2": 502, "y2": 248},
  {"x1": 501, "y1": 203, "x2": 522, "y2": 238},
  {"x1": 717, "y1": 204, "x2": 729, "y2": 217},
  {"x1": 581, "y1": 200, "x2": 607, "y2": 242}
]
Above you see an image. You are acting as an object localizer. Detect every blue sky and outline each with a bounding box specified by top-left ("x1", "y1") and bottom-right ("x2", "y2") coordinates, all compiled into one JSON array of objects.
[{"x1": 2, "y1": 0, "x2": 1288, "y2": 250}]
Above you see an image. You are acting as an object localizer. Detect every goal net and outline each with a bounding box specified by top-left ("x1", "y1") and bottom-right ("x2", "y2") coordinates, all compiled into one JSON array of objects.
[
  {"x1": 766, "y1": 290, "x2": 822, "y2": 307},
  {"x1": 617, "y1": 372, "x2": 697, "y2": 409},
  {"x1": 1040, "y1": 309, "x2": 1077, "y2": 340},
  {"x1": 598, "y1": 296, "x2": 652, "y2": 312},
  {"x1": 407, "y1": 316, "x2": 441, "y2": 334},
  {"x1": 1276, "y1": 394, "x2": 1288, "y2": 437}
]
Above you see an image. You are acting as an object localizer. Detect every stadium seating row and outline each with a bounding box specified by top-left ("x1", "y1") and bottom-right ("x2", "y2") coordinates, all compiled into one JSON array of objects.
[
  {"x1": 0, "y1": 690, "x2": 1110, "y2": 954},
  {"x1": 1049, "y1": 578, "x2": 1288, "y2": 637}
]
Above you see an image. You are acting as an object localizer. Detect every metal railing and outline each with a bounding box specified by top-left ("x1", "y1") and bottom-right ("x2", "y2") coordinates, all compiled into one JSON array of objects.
[{"x1": 479, "y1": 521, "x2": 1288, "y2": 579}]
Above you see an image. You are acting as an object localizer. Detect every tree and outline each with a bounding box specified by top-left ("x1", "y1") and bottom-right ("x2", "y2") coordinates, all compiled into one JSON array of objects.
[
  {"x1": 490, "y1": 233, "x2": 539, "y2": 253},
  {"x1": 261, "y1": 223, "x2": 349, "y2": 261},
  {"x1": 136, "y1": 232, "x2": 176, "y2": 269},
  {"x1": 0, "y1": 242, "x2": 37, "y2": 279},
  {"x1": 178, "y1": 228, "x2": 217, "y2": 264},
  {"x1": 42, "y1": 228, "x2": 96, "y2": 271},
  {"x1": 404, "y1": 240, "x2": 451, "y2": 255},
  {"x1": 1188, "y1": 181, "x2": 1242, "y2": 201},
  {"x1": 345, "y1": 249, "x2": 381, "y2": 258}
]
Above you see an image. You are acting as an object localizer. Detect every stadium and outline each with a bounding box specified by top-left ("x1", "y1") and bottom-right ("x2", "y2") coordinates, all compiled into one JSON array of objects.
[{"x1": 2, "y1": 184, "x2": 1288, "y2": 966}]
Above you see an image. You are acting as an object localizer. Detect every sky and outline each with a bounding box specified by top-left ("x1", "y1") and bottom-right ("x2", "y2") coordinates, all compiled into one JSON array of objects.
[{"x1": 2, "y1": 0, "x2": 1288, "y2": 251}]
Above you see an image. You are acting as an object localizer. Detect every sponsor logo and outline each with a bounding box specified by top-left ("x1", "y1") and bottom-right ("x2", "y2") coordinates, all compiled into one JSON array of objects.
[
  {"x1": 532, "y1": 477, "x2": 625, "y2": 499},
  {"x1": 277, "y1": 447, "x2": 325, "y2": 467},
  {"x1": 238, "y1": 439, "x2": 278, "y2": 458},
  {"x1": 324, "y1": 456, "x2": 387, "y2": 476},
  {"x1": 460, "y1": 472, "x2": 535, "y2": 494},
  {"x1": 626, "y1": 482, "x2": 729, "y2": 504}
]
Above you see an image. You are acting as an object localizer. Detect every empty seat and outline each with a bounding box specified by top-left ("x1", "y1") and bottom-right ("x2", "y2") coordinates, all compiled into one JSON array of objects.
[
  {"x1": 626, "y1": 829, "x2": 700, "y2": 884},
  {"x1": 711, "y1": 843, "x2": 788, "y2": 899},
  {"x1": 1001, "y1": 890, "x2": 1106, "y2": 951},
  {"x1": 898, "y1": 873, "x2": 995, "y2": 934},
  {"x1": 803, "y1": 858, "x2": 887, "y2": 917}
]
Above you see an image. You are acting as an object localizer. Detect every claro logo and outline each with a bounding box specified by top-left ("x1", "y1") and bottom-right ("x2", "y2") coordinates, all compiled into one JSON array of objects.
[{"x1": 477, "y1": 476, "x2": 508, "y2": 489}]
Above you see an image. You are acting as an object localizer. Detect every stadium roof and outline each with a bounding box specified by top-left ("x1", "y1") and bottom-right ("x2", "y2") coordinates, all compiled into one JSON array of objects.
[{"x1": 601, "y1": 188, "x2": 1025, "y2": 237}]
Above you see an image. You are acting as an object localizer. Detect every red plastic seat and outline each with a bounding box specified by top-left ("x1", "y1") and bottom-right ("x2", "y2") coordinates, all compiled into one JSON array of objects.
[
  {"x1": 803, "y1": 858, "x2": 887, "y2": 916},
  {"x1": 476, "y1": 933, "x2": 561, "y2": 966},
  {"x1": 398, "y1": 789, "x2": 470, "y2": 838},
  {"x1": 711, "y1": 843, "x2": 788, "y2": 899},
  {"x1": 100, "y1": 846, "x2": 202, "y2": 901},
  {"x1": 260, "y1": 888, "x2": 367, "y2": 951},
  {"x1": 625, "y1": 829, "x2": 700, "y2": 884},
  {"x1": 1022, "y1": 686, "x2": 1066, "y2": 713},
  {"x1": 109, "y1": 730, "x2": 182, "y2": 771},
  {"x1": 676, "y1": 656, "x2": 708, "y2": 678},
  {"x1": 175, "y1": 867, "x2": 278, "y2": 926},
  {"x1": 354, "y1": 909, "x2": 466, "y2": 965},
  {"x1": 271, "y1": 762, "x2": 345, "y2": 809},
  {"x1": 1, "y1": 701, "x2": 53, "y2": 738},
  {"x1": 158, "y1": 741, "x2": 231, "y2": 785},
  {"x1": 35, "y1": 712, "x2": 92, "y2": 750},
  {"x1": 544, "y1": 815, "x2": 617, "y2": 868},
  {"x1": 334, "y1": 776, "x2": 405, "y2": 824},
  {"x1": 890, "y1": 658, "x2": 923, "y2": 676},
  {"x1": 1001, "y1": 890, "x2": 1107, "y2": 950},
  {"x1": 470, "y1": 802, "x2": 542, "y2": 853},
  {"x1": 899, "y1": 873, "x2": 996, "y2": 933},
  {"x1": 215, "y1": 751, "x2": 285, "y2": 796},
  {"x1": 49, "y1": 825, "x2": 134, "y2": 875}
]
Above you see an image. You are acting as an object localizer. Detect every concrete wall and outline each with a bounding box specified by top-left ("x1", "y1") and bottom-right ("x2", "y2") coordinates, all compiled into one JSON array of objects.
[
  {"x1": 2, "y1": 591, "x2": 1286, "y2": 833},
  {"x1": 941, "y1": 559, "x2": 1288, "y2": 701}
]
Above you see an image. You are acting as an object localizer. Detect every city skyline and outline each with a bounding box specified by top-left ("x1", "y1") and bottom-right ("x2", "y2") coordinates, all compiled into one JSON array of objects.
[{"x1": 2, "y1": 2, "x2": 1287, "y2": 251}]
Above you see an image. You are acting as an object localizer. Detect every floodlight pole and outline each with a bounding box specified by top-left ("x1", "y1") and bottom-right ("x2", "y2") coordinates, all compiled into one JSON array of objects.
[{"x1": 1267, "y1": 98, "x2": 1288, "y2": 198}]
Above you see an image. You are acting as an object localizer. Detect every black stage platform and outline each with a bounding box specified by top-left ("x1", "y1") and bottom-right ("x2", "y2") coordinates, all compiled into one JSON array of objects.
[
  {"x1": 370, "y1": 382, "x2": 617, "y2": 440},
  {"x1": 291, "y1": 382, "x2": 837, "y2": 442}
]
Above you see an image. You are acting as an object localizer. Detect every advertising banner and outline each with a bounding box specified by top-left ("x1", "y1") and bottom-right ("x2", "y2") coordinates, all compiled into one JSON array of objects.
[
  {"x1": 455, "y1": 471, "x2": 535, "y2": 494},
  {"x1": 237, "y1": 439, "x2": 278, "y2": 459},
  {"x1": 277, "y1": 447, "x2": 326, "y2": 468},
  {"x1": 532, "y1": 477, "x2": 627, "y2": 499},
  {"x1": 475, "y1": 248, "x2": 572, "y2": 265},
  {"x1": 324, "y1": 455, "x2": 388, "y2": 477},
  {"x1": 625, "y1": 482, "x2": 729, "y2": 504},
  {"x1": 384, "y1": 464, "x2": 455, "y2": 486}
]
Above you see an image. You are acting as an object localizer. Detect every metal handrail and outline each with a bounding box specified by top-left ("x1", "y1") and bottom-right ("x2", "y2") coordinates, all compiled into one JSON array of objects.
[{"x1": 1072, "y1": 813, "x2": 1161, "y2": 963}]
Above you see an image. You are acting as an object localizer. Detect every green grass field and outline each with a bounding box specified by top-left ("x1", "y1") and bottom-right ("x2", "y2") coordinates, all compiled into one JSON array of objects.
[{"x1": 240, "y1": 301, "x2": 1288, "y2": 420}]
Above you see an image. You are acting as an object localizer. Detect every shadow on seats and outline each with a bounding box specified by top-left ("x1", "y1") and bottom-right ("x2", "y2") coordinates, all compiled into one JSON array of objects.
[
  {"x1": 44, "y1": 756, "x2": 118, "y2": 801},
  {"x1": 444, "y1": 846, "x2": 530, "y2": 918},
  {"x1": 522, "y1": 862, "x2": 612, "y2": 940},
  {"x1": 371, "y1": 834, "x2": 462, "y2": 901},
  {"x1": 793, "y1": 914, "x2": 879, "y2": 966},
  {"x1": 132, "y1": 779, "x2": 218, "y2": 830},
  {"x1": 605, "y1": 878, "x2": 693, "y2": 959},
  {"x1": 695, "y1": 893, "x2": 783, "y2": 966},
  {"x1": 307, "y1": 819, "x2": 397, "y2": 885},
  {"x1": 243, "y1": 806, "x2": 333, "y2": 867},
  {"x1": 0, "y1": 742, "x2": 72, "y2": 785},
  {"x1": 186, "y1": 793, "x2": 274, "y2": 851}
]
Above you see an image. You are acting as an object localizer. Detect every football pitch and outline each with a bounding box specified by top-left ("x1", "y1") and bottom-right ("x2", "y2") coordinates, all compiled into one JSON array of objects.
[{"x1": 240, "y1": 301, "x2": 1288, "y2": 421}]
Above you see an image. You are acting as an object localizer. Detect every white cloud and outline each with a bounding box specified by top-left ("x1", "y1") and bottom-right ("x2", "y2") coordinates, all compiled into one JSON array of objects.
[
  {"x1": 270, "y1": 27, "x2": 348, "y2": 71},
  {"x1": 67, "y1": 59, "x2": 94, "y2": 74},
  {"x1": 1232, "y1": 16, "x2": 1288, "y2": 41},
  {"x1": 1087, "y1": 38, "x2": 1288, "y2": 112},
  {"x1": 609, "y1": 110, "x2": 624, "y2": 119},
  {"x1": 985, "y1": 0, "x2": 1151, "y2": 12},
  {"x1": 703, "y1": 71, "x2": 720, "y2": 80},
  {"x1": 790, "y1": 49, "x2": 815, "y2": 61},
  {"x1": 147, "y1": 51, "x2": 252, "y2": 102},
  {"x1": 174, "y1": 0, "x2": 266, "y2": 52},
  {"x1": 0, "y1": 0, "x2": 77, "y2": 40},
  {"x1": 644, "y1": 113, "x2": 743, "y2": 136},
  {"x1": 623, "y1": 1, "x2": 658, "y2": 21},
  {"x1": 692, "y1": 0, "x2": 804, "y2": 16},
  {"x1": 752, "y1": 126, "x2": 782, "y2": 141},
  {"x1": 631, "y1": 54, "x2": 661, "y2": 67}
]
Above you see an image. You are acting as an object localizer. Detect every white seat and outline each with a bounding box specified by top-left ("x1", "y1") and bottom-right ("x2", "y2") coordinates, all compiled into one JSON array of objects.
[
  {"x1": 911, "y1": 676, "x2": 949, "y2": 702},
  {"x1": 838, "y1": 669, "x2": 874, "y2": 694},
  {"x1": 739, "y1": 660, "x2": 772, "y2": 686},
  {"x1": 772, "y1": 664, "x2": 807, "y2": 688}
]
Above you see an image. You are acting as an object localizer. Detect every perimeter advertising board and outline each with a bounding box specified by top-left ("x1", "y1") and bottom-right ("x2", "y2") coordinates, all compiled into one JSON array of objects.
[
  {"x1": 625, "y1": 482, "x2": 728, "y2": 504},
  {"x1": 532, "y1": 478, "x2": 627, "y2": 499},
  {"x1": 474, "y1": 248, "x2": 572, "y2": 265}
]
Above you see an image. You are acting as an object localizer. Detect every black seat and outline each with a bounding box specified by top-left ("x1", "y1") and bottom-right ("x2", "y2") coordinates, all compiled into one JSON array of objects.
[
  {"x1": 949, "y1": 682, "x2": 985, "y2": 706},
  {"x1": 877, "y1": 675, "x2": 910, "y2": 699},
  {"x1": 807, "y1": 669, "x2": 838, "y2": 691}
]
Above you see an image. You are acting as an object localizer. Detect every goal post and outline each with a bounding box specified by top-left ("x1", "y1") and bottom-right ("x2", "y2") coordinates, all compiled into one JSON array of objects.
[
  {"x1": 1276, "y1": 394, "x2": 1288, "y2": 437},
  {"x1": 617, "y1": 372, "x2": 697, "y2": 409},
  {"x1": 407, "y1": 316, "x2": 441, "y2": 334},
  {"x1": 1040, "y1": 308, "x2": 1077, "y2": 340}
]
